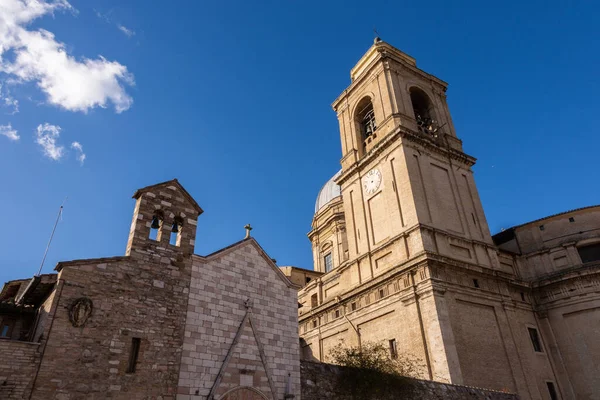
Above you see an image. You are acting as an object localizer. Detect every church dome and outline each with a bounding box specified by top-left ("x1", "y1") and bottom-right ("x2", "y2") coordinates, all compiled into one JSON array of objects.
[{"x1": 315, "y1": 170, "x2": 342, "y2": 213}]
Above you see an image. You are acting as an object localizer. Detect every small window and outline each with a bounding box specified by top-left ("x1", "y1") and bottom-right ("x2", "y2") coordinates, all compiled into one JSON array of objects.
[
  {"x1": 520, "y1": 292, "x2": 526, "y2": 302},
  {"x1": 351, "y1": 302, "x2": 357, "y2": 311},
  {"x1": 389, "y1": 339, "x2": 398, "y2": 359},
  {"x1": 335, "y1": 309, "x2": 340, "y2": 319},
  {"x1": 539, "y1": 225, "x2": 545, "y2": 231},
  {"x1": 305, "y1": 277, "x2": 312, "y2": 284},
  {"x1": 546, "y1": 382, "x2": 558, "y2": 400},
  {"x1": 324, "y1": 253, "x2": 333, "y2": 273},
  {"x1": 312, "y1": 320, "x2": 317, "y2": 328},
  {"x1": 379, "y1": 289, "x2": 385, "y2": 299},
  {"x1": 528, "y1": 327, "x2": 543, "y2": 352},
  {"x1": 310, "y1": 294, "x2": 318, "y2": 308},
  {"x1": 569, "y1": 217, "x2": 575, "y2": 223},
  {"x1": 0, "y1": 318, "x2": 15, "y2": 338},
  {"x1": 577, "y1": 243, "x2": 600, "y2": 263},
  {"x1": 473, "y1": 279, "x2": 480, "y2": 288},
  {"x1": 127, "y1": 338, "x2": 141, "y2": 373}
]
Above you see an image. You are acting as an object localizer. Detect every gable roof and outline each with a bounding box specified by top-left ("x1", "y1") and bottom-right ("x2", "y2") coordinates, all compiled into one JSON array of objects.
[
  {"x1": 132, "y1": 178, "x2": 203, "y2": 214},
  {"x1": 198, "y1": 237, "x2": 301, "y2": 290}
]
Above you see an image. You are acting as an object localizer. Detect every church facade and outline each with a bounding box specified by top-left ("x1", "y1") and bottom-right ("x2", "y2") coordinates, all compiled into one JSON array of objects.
[
  {"x1": 0, "y1": 180, "x2": 301, "y2": 400},
  {"x1": 293, "y1": 39, "x2": 600, "y2": 400}
]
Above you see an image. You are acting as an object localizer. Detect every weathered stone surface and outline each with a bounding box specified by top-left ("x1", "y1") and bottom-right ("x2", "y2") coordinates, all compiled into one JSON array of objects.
[
  {"x1": 0, "y1": 340, "x2": 39, "y2": 399},
  {"x1": 301, "y1": 361, "x2": 518, "y2": 400}
]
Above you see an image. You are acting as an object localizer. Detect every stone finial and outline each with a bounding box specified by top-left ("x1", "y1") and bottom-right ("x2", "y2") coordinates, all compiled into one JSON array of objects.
[{"x1": 244, "y1": 224, "x2": 253, "y2": 239}]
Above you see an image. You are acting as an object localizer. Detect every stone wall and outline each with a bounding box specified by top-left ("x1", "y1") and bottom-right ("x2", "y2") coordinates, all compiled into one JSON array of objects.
[
  {"x1": 177, "y1": 239, "x2": 301, "y2": 400},
  {"x1": 300, "y1": 360, "x2": 519, "y2": 400},
  {"x1": 0, "y1": 340, "x2": 39, "y2": 399},
  {"x1": 30, "y1": 253, "x2": 193, "y2": 400}
]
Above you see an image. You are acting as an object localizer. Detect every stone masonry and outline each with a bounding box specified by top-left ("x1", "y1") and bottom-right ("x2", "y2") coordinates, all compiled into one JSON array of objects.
[
  {"x1": 0, "y1": 179, "x2": 302, "y2": 400},
  {"x1": 300, "y1": 361, "x2": 519, "y2": 400}
]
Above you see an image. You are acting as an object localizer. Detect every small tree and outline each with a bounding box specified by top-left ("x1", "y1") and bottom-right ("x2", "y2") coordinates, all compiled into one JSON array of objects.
[{"x1": 327, "y1": 342, "x2": 420, "y2": 400}]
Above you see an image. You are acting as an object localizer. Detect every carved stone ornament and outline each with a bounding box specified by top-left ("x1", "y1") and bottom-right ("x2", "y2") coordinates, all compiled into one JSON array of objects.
[{"x1": 69, "y1": 297, "x2": 93, "y2": 327}]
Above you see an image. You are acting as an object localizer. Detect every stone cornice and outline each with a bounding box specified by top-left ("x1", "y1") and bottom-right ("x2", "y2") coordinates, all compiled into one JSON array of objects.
[
  {"x1": 336, "y1": 126, "x2": 476, "y2": 186},
  {"x1": 332, "y1": 43, "x2": 447, "y2": 111},
  {"x1": 531, "y1": 262, "x2": 600, "y2": 288}
]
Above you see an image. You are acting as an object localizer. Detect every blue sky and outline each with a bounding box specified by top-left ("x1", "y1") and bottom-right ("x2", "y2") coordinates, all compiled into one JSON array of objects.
[{"x1": 1, "y1": 0, "x2": 599, "y2": 284}]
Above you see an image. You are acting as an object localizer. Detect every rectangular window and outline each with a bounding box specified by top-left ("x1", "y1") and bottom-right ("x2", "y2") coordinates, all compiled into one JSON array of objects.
[
  {"x1": 379, "y1": 288, "x2": 385, "y2": 299},
  {"x1": 389, "y1": 339, "x2": 398, "y2": 359},
  {"x1": 577, "y1": 243, "x2": 600, "y2": 263},
  {"x1": 127, "y1": 338, "x2": 141, "y2": 373},
  {"x1": 0, "y1": 319, "x2": 14, "y2": 338},
  {"x1": 0, "y1": 324, "x2": 10, "y2": 338},
  {"x1": 324, "y1": 253, "x2": 333, "y2": 272},
  {"x1": 351, "y1": 302, "x2": 357, "y2": 311},
  {"x1": 335, "y1": 309, "x2": 340, "y2": 319},
  {"x1": 312, "y1": 320, "x2": 317, "y2": 328},
  {"x1": 528, "y1": 327, "x2": 543, "y2": 352},
  {"x1": 546, "y1": 382, "x2": 558, "y2": 400},
  {"x1": 473, "y1": 279, "x2": 480, "y2": 288}
]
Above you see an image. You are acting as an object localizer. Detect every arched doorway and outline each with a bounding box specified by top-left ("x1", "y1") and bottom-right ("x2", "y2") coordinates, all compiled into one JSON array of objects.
[{"x1": 221, "y1": 386, "x2": 270, "y2": 400}]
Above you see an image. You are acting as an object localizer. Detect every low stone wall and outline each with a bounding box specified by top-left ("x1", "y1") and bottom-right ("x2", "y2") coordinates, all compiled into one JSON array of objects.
[
  {"x1": 301, "y1": 360, "x2": 519, "y2": 400},
  {"x1": 0, "y1": 340, "x2": 40, "y2": 399}
]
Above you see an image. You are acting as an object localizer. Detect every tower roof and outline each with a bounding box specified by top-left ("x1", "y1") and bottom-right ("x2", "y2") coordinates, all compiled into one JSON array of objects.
[
  {"x1": 132, "y1": 179, "x2": 203, "y2": 214},
  {"x1": 315, "y1": 170, "x2": 342, "y2": 213}
]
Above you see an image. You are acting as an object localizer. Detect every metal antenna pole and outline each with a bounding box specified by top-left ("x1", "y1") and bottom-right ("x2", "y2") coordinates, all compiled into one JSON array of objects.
[{"x1": 36, "y1": 198, "x2": 67, "y2": 276}]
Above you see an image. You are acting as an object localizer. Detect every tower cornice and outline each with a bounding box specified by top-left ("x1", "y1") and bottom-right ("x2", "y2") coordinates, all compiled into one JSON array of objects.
[{"x1": 335, "y1": 126, "x2": 476, "y2": 186}]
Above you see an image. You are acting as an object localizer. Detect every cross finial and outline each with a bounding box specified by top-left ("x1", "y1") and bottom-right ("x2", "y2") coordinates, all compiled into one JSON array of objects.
[
  {"x1": 244, "y1": 224, "x2": 253, "y2": 239},
  {"x1": 373, "y1": 28, "x2": 382, "y2": 44}
]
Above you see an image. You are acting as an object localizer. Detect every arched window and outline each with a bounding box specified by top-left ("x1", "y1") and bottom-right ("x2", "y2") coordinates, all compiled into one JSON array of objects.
[
  {"x1": 410, "y1": 87, "x2": 438, "y2": 136},
  {"x1": 355, "y1": 97, "x2": 377, "y2": 150},
  {"x1": 170, "y1": 216, "x2": 184, "y2": 246},
  {"x1": 149, "y1": 210, "x2": 164, "y2": 241}
]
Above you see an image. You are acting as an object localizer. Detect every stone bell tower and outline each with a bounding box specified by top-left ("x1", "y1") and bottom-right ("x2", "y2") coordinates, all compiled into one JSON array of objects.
[
  {"x1": 126, "y1": 179, "x2": 203, "y2": 259},
  {"x1": 332, "y1": 38, "x2": 497, "y2": 269},
  {"x1": 299, "y1": 39, "x2": 557, "y2": 399}
]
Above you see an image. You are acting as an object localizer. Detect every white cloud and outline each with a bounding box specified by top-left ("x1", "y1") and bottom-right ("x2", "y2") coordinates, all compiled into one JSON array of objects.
[
  {"x1": 117, "y1": 25, "x2": 135, "y2": 38},
  {"x1": 0, "y1": 0, "x2": 134, "y2": 113},
  {"x1": 0, "y1": 123, "x2": 19, "y2": 140},
  {"x1": 94, "y1": 9, "x2": 135, "y2": 39},
  {"x1": 0, "y1": 82, "x2": 19, "y2": 114},
  {"x1": 71, "y1": 141, "x2": 85, "y2": 164},
  {"x1": 35, "y1": 122, "x2": 64, "y2": 160}
]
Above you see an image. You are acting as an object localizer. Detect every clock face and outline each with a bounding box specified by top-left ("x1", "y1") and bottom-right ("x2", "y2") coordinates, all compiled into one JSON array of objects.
[{"x1": 363, "y1": 169, "x2": 382, "y2": 194}]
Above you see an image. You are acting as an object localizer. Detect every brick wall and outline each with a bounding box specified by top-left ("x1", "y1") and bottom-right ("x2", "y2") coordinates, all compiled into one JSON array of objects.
[
  {"x1": 300, "y1": 361, "x2": 519, "y2": 400},
  {"x1": 0, "y1": 340, "x2": 39, "y2": 399}
]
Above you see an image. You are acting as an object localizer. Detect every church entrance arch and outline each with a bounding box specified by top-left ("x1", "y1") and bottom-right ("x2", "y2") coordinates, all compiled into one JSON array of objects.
[{"x1": 221, "y1": 386, "x2": 270, "y2": 400}]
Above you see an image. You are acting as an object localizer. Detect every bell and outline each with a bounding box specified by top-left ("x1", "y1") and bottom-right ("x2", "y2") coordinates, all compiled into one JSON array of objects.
[
  {"x1": 151, "y1": 216, "x2": 160, "y2": 229},
  {"x1": 171, "y1": 222, "x2": 180, "y2": 233}
]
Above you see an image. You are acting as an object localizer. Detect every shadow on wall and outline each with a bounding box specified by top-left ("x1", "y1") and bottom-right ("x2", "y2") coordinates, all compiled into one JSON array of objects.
[
  {"x1": 299, "y1": 338, "x2": 318, "y2": 362},
  {"x1": 300, "y1": 361, "x2": 519, "y2": 400}
]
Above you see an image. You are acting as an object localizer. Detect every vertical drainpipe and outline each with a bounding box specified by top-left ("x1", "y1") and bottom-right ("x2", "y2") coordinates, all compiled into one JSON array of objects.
[{"x1": 338, "y1": 296, "x2": 361, "y2": 351}]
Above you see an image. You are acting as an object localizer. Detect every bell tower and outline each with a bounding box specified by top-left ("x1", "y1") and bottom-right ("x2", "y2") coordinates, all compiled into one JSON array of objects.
[
  {"x1": 332, "y1": 38, "x2": 498, "y2": 270},
  {"x1": 126, "y1": 179, "x2": 203, "y2": 259}
]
